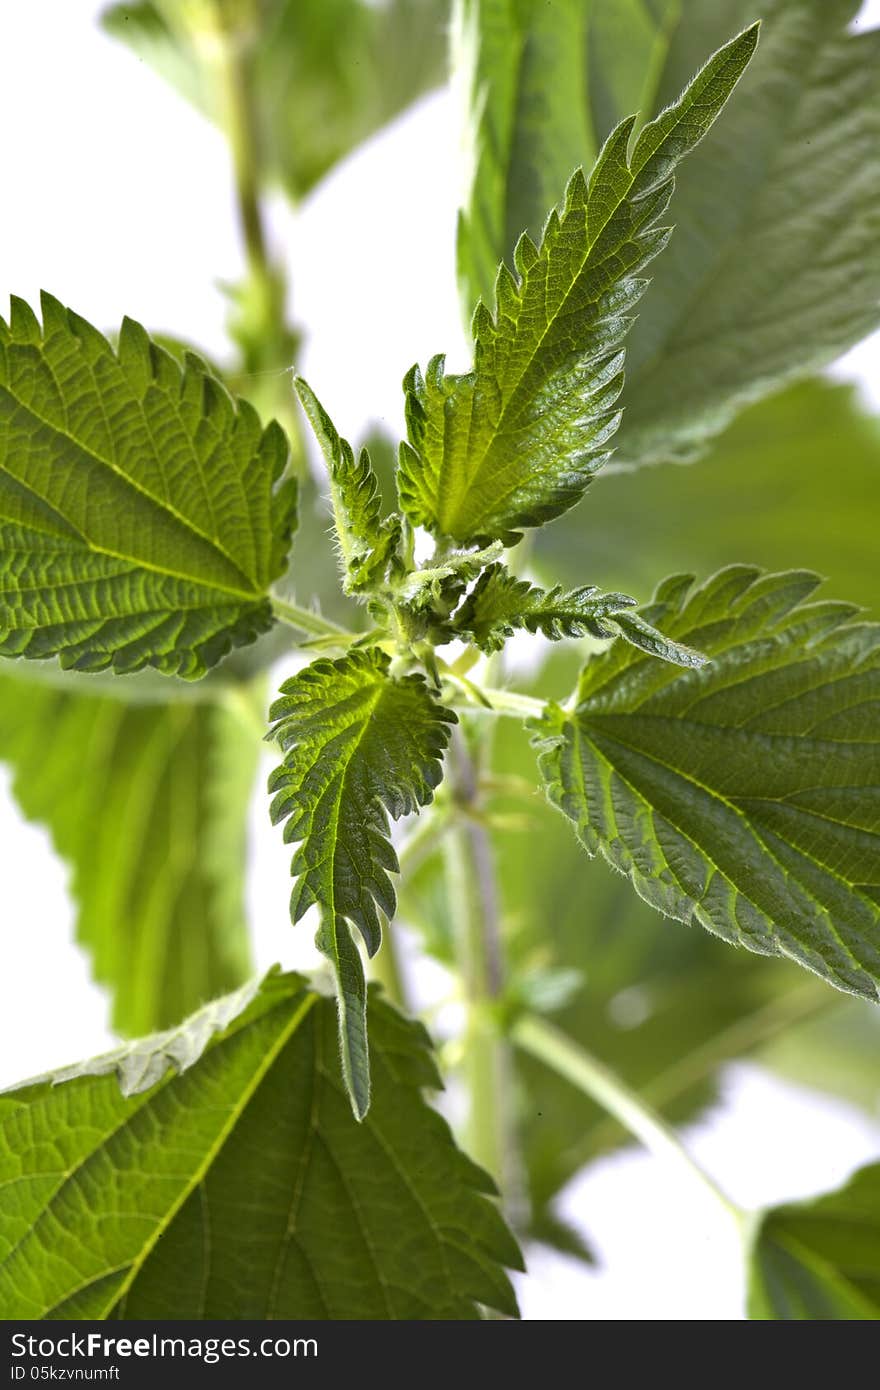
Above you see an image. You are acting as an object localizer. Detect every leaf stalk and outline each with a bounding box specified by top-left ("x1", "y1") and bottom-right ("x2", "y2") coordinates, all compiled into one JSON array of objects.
[
  {"x1": 444, "y1": 677, "x2": 547, "y2": 720},
  {"x1": 269, "y1": 596, "x2": 353, "y2": 640},
  {"x1": 512, "y1": 1013, "x2": 746, "y2": 1228}
]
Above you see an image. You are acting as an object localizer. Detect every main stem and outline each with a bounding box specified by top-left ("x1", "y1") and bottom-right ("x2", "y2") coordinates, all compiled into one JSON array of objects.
[
  {"x1": 445, "y1": 728, "x2": 516, "y2": 1195},
  {"x1": 218, "y1": 22, "x2": 268, "y2": 282},
  {"x1": 512, "y1": 1014, "x2": 745, "y2": 1227},
  {"x1": 211, "y1": 5, "x2": 302, "y2": 447}
]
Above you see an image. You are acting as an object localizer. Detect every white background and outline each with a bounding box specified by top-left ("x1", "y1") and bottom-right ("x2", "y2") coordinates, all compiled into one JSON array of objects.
[{"x1": 1, "y1": 0, "x2": 879, "y2": 1320}]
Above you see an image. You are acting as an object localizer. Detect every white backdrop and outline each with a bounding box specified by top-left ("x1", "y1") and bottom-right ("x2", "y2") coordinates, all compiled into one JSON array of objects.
[{"x1": 1, "y1": 0, "x2": 879, "y2": 1320}]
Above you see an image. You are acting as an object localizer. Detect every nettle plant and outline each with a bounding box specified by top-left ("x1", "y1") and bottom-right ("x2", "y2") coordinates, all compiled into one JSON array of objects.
[{"x1": 2, "y1": 0, "x2": 880, "y2": 1320}]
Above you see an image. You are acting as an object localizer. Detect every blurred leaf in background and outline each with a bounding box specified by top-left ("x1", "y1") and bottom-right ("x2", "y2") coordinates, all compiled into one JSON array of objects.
[
  {"x1": 455, "y1": 0, "x2": 678, "y2": 313},
  {"x1": 102, "y1": 0, "x2": 450, "y2": 201},
  {"x1": 0, "y1": 669, "x2": 259, "y2": 1036},
  {"x1": 615, "y1": 0, "x2": 880, "y2": 465}
]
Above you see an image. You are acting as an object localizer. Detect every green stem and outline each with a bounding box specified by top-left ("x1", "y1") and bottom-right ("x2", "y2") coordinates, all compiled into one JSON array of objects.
[
  {"x1": 512, "y1": 1013, "x2": 745, "y2": 1228},
  {"x1": 269, "y1": 596, "x2": 352, "y2": 640},
  {"x1": 445, "y1": 730, "x2": 515, "y2": 1192},
  {"x1": 444, "y1": 678, "x2": 547, "y2": 721},
  {"x1": 210, "y1": 4, "x2": 303, "y2": 447},
  {"x1": 217, "y1": 21, "x2": 269, "y2": 284}
]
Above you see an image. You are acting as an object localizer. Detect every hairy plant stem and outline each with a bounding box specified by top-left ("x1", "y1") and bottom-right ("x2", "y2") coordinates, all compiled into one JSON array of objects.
[
  {"x1": 512, "y1": 1014, "x2": 746, "y2": 1228},
  {"x1": 445, "y1": 727, "x2": 520, "y2": 1208}
]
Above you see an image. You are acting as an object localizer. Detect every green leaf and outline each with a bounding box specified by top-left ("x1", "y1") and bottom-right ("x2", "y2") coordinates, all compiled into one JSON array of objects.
[
  {"x1": 454, "y1": 562, "x2": 634, "y2": 651},
  {"x1": 0, "y1": 294, "x2": 297, "y2": 678},
  {"x1": 267, "y1": 649, "x2": 456, "y2": 1116},
  {"x1": 0, "y1": 971, "x2": 522, "y2": 1319},
  {"x1": 398, "y1": 24, "x2": 758, "y2": 544},
  {"x1": 616, "y1": 0, "x2": 880, "y2": 465},
  {"x1": 29, "y1": 974, "x2": 269, "y2": 1097},
  {"x1": 536, "y1": 567, "x2": 880, "y2": 1002},
  {"x1": 453, "y1": 561, "x2": 703, "y2": 668},
  {"x1": 455, "y1": 0, "x2": 679, "y2": 316},
  {"x1": 294, "y1": 377, "x2": 400, "y2": 595},
  {"x1": 0, "y1": 668, "x2": 257, "y2": 1035},
  {"x1": 101, "y1": 0, "x2": 448, "y2": 202},
  {"x1": 610, "y1": 609, "x2": 706, "y2": 670},
  {"x1": 539, "y1": 378, "x2": 880, "y2": 619},
  {"x1": 748, "y1": 1163, "x2": 880, "y2": 1319}
]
